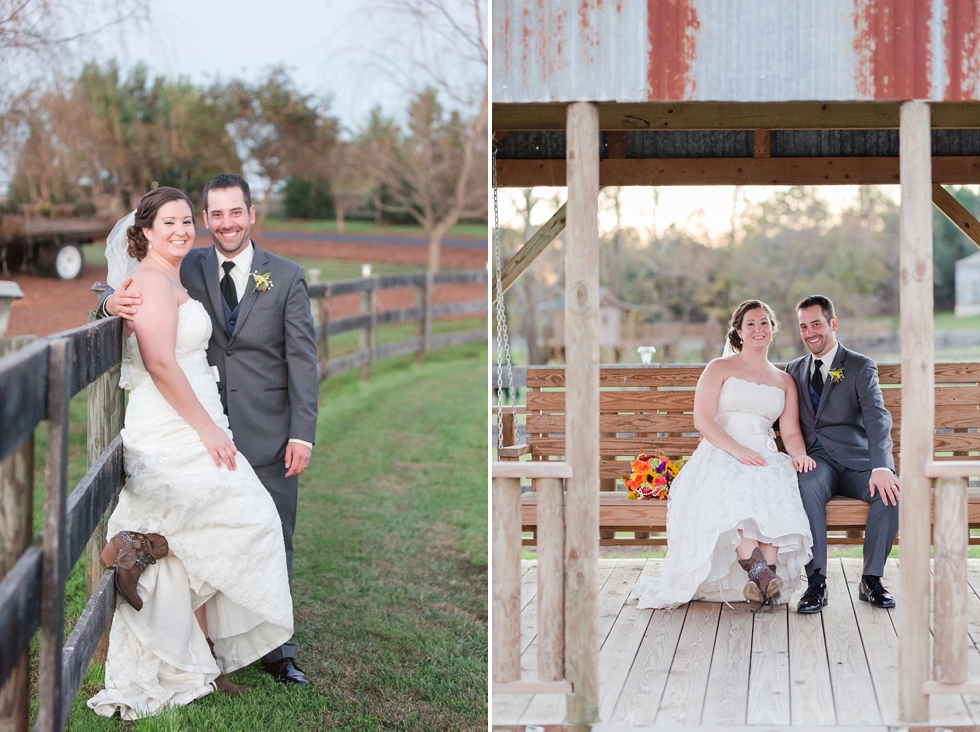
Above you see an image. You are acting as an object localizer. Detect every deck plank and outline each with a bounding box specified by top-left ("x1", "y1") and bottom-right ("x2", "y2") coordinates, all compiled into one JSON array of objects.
[
  {"x1": 607, "y1": 578, "x2": 688, "y2": 727},
  {"x1": 518, "y1": 560, "x2": 633, "y2": 725},
  {"x1": 823, "y1": 558, "x2": 882, "y2": 725},
  {"x1": 655, "y1": 600, "x2": 721, "y2": 725},
  {"x1": 746, "y1": 605, "x2": 790, "y2": 725},
  {"x1": 701, "y1": 601, "x2": 754, "y2": 725},
  {"x1": 597, "y1": 561, "x2": 658, "y2": 721},
  {"x1": 839, "y1": 558, "x2": 901, "y2": 724},
  {"x1": 788, "y1": 581, "x2": 836, "y2": 726}
]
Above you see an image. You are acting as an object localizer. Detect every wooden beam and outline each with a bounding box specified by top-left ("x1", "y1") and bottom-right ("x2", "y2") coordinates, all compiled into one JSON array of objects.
[
  {"x1": 496, "y1": 156, "x2": 980, "y2": 188},
  {"x1": 564, "y1": 101, "x2": 600, "y2": 726},
  {"x1": 607, "y1": 131, "x2": 627, "y2": 159},
  {"x1": 492, "y1": 201, "x2": 568, "y2": 303},
  {"x1": 933, "y1": 476, "x2": 968, "y2": 685},
  {"x1": 492, "y1": 100, "x2": 980, "y2": 131},
  {"x1": 492, "y1": 461, "x2": 572, "y2": 479},
  {"x1": 898, "y1": 99, "x2": 933, "y2": 725},
  {"x1": 932, "y1": 184, "x2": 980, "y2": 249},
  {"x1": 753, "y1": 130, "x2": 771, "y2": 157}
]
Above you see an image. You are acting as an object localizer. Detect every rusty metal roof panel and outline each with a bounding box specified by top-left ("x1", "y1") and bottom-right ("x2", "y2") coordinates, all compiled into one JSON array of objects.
[{"x1": 492, "y1": 0, "x2": 980, "y2": 104}]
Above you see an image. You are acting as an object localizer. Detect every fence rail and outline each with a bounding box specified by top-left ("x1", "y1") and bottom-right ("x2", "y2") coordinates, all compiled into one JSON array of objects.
[{"x1": 0, "y1": 268, "x2": 487, "y2": 730}]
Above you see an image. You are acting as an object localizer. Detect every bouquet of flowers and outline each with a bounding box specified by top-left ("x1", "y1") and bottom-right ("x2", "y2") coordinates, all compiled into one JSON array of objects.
[{"x1": 623, "y1": 453, "x2": 681, "y2": 500}]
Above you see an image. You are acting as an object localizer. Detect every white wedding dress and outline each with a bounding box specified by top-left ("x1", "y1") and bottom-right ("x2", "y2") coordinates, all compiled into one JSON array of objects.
[
  {"x1": 88, "y1": 299, "x2": 293, "y2": 720},
  {"x1": 631, "y1": 377, "x2": 813, "y2": 608}
]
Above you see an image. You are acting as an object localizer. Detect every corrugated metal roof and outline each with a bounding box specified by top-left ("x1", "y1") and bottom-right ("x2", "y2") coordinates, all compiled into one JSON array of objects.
[{"x1": 492, "y1": 0, "x2": 980, "y2": 104}]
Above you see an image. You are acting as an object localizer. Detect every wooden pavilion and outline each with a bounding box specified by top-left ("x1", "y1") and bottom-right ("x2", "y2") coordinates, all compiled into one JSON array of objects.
[{"x1": 491, "y1": 2, "x2": 980, "y2": 729}]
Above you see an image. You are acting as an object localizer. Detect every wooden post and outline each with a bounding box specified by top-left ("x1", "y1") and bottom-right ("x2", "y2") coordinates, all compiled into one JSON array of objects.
[
  {"x1": 898, "y1": 99, "x2": 933, "y2": 724},
  {"x1": 933, "y1": 476, "x2": 968, "y2": 684},
  {"x1": 492, "y1": 476, "x2": 521, "y2": 683},
  {"x1": 85, "y1": 312, "x2": 124, "y2": 665},
  {"x1": 536, "y1": 476, "x2": 564, "y2": 682},
  {"x1": 418, "y1": 272, "x2": 433, "y2": 365},
  {"x1": 0, "y1": 438, "x2": 33, "y2": 732},
  {"x1": 563, "y1": 101, "x2": 600, "y2": 724},
  {"x1": 359, "y1": 282, "x2": 371, "y2": 382},
  {"x1": 36, "y1": 338, "x2": 72, "y2": 732},
  {"x1": 319, "y1": 295, "x2": 330, "y2": 380}
]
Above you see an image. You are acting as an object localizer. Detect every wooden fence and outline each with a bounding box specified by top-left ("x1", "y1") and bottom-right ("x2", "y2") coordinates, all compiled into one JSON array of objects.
[{"x1": 0, "y1": 269, "x2": 486, "y2": 731}]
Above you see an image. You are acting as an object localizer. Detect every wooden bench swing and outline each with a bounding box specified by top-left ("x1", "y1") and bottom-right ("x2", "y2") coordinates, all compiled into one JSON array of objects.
[{"x1": 504, "y1": 362, "x2": 980, "y2": 547}]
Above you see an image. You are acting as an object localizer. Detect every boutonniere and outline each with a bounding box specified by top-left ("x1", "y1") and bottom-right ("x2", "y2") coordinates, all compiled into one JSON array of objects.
[
  {"x1": 250, "y1": 270, "x2": 273, "y2": 295},
  {"x1": 828, "y1": 366, "x2": 845, "y2": 384}
]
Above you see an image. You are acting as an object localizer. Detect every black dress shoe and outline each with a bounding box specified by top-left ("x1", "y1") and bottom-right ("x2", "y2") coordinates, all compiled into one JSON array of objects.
[
  {"x1": 797, "y1": 579, "x2": 828, "y2": 614},
  {"x1": 262, "y1": 658, "x2": 310, "y2": 687},
  {"x1": 859, "y1": 576, "x2": 895, "y2": 608}
]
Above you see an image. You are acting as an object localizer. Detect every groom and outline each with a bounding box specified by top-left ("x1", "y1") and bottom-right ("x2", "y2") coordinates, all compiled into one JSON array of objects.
[
  {"x1": 787, "y1": 295, "x2": 901, "y2": 614},
  {"x1": 101, "y1": 174, "x2": 319, "y2": 685}
]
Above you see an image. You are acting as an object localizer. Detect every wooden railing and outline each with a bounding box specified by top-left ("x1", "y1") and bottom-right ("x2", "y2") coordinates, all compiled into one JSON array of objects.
[
  {"x1": 491, "y1": 460, "x2": 573, "y2": 697},
  {"x1": 0, "y1": 269, "x2": 487, "y2": 731}
]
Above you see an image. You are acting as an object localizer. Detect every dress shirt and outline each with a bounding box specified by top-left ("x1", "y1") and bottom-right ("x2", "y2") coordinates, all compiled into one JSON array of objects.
[
  {"x1": 809, "y1": 342, "x2": 839, "y2": 384},
  {"x1": 811, "y1": 342, "x2": 890, "y2": 475},
  {"x1": 215, "y1": 242, "x2": 312, "y2": 451},
  {"x1": 215, "y1": 242, "x2": 254, "y2": 303}
]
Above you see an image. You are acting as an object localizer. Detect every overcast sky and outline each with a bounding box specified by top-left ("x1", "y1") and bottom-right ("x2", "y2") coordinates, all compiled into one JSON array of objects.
[{"x1": 99, "y1": 0, "x2": 484, "y2": 133}]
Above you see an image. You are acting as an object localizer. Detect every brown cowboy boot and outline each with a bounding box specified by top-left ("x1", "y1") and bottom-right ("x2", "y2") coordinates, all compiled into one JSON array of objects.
[
  {"x1": 207, "y1": 638, "x2": 250, "y2": 696},
  {"x1": 100, "y1": 531, "x2": 170, "y2": 611},
  {"x1": 737, "y1": 548, "x2": 783, "y2": 613}
]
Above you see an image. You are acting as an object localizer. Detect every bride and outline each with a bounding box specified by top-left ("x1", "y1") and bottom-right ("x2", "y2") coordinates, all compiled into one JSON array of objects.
[
  {"x1": 88, "y1": 188, "x2": 293, "y2": 719},
  {"x1": 631, "y1": 300, "x2": 814, "y2": 611}
]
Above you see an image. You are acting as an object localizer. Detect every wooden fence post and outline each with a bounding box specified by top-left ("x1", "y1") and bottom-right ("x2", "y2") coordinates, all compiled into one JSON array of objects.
[
  {"x1": 417, "y1": 272, "x2": 433, "y2": 365},
  {"x1": 85, "y1": 313, "x2": 124, "y2": 665},
  {"x1": 319, "y1": 293, "x2": 330, "y2": 381},
  {"x1": 360, "y1": 278, "x2": 378, "y2": 382},
  {"x1": 36, "y1": 338, "x2": 72, "y2": 732},
  {"x1": 492, "y1": 476, "x2": 521, "y2": 683},
  {"x1": 933, "y1": 475, "x2": 968, "y2": 684},
  {"x1": 0, "y1": 437, "x2": 33, "y2": 732},
  {"x1": 897, "y1": 99, "x2": 933, "y2": 724}
]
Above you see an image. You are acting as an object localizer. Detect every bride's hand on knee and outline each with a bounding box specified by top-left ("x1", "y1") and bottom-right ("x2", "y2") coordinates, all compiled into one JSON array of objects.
[
  {"x1": 199, "y1": 424, "x2": 237, "y2": 470},
  {"x1": 792, "y1": 454, "x2": 816, "y2": 473},
  {"x1": 732, "y1": 446, "x2": 766, "y2": 466}
]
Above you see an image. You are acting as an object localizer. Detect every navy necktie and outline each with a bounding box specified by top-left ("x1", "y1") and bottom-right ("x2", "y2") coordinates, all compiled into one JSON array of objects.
[
  {"x1": 221, "y1": 261, "x2": 238, "y2": 311},
  {"x1": 811, "y1": 359, "x2": 825, "y2": 398}
]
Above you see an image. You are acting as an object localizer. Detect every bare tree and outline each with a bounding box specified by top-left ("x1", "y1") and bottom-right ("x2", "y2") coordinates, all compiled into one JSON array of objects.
[{"x1": 362, "y1": 0, "x2": 488, "y2": 272}]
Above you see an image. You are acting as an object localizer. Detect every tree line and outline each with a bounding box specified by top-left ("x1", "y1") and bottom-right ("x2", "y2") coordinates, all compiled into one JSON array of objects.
[
  {"x1": 4, "y1": 60, "x2": 486, "y2": 271},
  {"x1": 502, "y1": 185, "x2": 980, "y2": 363}
]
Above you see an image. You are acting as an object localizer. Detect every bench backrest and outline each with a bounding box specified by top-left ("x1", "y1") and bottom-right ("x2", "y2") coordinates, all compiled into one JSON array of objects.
[{"x1": 525, "y1": 363, "x2": 980, "y2": 481}]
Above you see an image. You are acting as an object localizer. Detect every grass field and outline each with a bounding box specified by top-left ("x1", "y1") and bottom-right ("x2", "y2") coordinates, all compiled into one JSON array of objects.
[{"x1": 28, "y1": 343, "x2": 487, "y2": 731}]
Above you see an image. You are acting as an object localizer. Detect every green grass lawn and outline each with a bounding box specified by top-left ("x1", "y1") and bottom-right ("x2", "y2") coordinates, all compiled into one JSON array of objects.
[
  {"x1": 262, "y1": 219, "x2": 487, "y2": 239},
  {"x1": 28, "y1": 343, "x2": 487, "y2": 731}
]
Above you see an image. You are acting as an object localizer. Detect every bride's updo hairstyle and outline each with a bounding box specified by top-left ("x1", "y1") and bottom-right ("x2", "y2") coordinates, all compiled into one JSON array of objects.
[
  {"x1": 726, "y1": 299, "x2": 780, "y2": 353},
  {"x1": 126, "y1": 187, "x2": 194, "y2": 261}
]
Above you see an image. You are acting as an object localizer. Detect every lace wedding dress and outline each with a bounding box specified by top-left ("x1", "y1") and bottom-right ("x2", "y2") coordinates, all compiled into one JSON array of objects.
[
  {"x1": 88, "y1": 299, "x2": 293, "y2": 720},
  {"x1": 630, "y1": 377, "x2": 813, "y2": 609}
]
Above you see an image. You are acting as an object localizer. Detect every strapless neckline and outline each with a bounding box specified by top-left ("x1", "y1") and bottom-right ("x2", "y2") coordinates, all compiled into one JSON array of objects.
[{"x1": 724, "y1": 376, "x2": 783, "y2": 395}]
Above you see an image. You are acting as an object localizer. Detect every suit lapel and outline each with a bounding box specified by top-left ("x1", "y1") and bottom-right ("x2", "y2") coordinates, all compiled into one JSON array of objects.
[
  {"x1": 793, "y1": 358, "x2": 815, "y2": 418},
  {"x1": 199, "y1": 246, "x2": 228, "y2": 338},
  {"x1": 815, "y1": 345, "x2": 847, "y2": 419},
  {"x1": 227, "y1": 244, "x2": 265, "y2": 345}
]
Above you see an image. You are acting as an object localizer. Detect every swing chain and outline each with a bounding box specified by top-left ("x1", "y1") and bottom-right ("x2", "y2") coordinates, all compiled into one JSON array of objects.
[{"x1": 493, "y1": 143, "x2": 516, "y2": 450}]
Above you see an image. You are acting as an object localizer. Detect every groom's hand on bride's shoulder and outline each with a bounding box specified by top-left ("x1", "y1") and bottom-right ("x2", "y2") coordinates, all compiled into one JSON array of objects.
[{"x1": 105, "y1": 277, "x2": 142, "y2": 321}]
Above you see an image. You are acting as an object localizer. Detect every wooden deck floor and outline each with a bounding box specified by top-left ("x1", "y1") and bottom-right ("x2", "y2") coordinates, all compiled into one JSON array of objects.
[{"x1": 493, "y1": 557, "x2": 980, "y2": 730}]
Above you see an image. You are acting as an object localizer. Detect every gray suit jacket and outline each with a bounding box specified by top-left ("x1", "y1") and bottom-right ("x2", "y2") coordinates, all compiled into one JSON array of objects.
[
  {"x1": 785, "y1": 344, "x2": 895, "y2": 473},
  {"x1": 180, "y1": 243, "x2": 318, "y2": 467}
]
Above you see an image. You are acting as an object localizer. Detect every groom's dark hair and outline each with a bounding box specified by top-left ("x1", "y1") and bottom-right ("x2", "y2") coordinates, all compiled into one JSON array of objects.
[
  {"x1": 797, "y1": 295, "x2": 836, "y2": 324},
  {"x1": 202, "y1": 174, "x2": 252, "y2": 212}
]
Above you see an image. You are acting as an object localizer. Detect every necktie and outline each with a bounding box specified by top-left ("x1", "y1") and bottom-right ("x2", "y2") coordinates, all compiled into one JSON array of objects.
[
  {"x1": 811, "y1": 358, "x2": 824, "y2": 397},
  {"x1": 221, "y1": 261, "x2": 238, "y2": 311}
]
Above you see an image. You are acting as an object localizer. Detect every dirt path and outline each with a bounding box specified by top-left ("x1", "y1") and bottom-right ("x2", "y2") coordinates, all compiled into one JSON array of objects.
[{"x1": 4, "y1": 235, "x2": 487, "y2": 337}]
